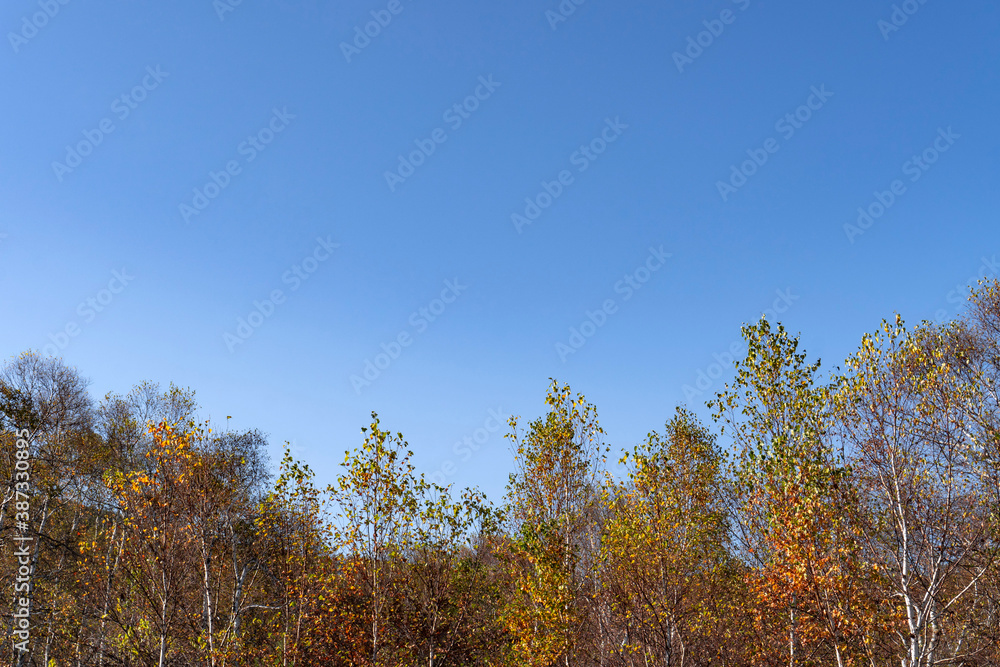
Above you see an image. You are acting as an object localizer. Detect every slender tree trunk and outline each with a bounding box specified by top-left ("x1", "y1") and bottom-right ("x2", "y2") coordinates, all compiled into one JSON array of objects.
[
  {"x1": 43, "y1": 615, "x2": 54, "y2": 666},
  {"x1": 159, "y1": 569, "x2": 169, "y2": 667},
  {"x1": 789, "y1": 595, "x2": 797, "y2": 667},
  {"x1": 202, "y1": 535, "x2": 216, "y2": 666},
  {"x1": 97, "y1": 522, "x2": 121, "y2": 667},
  {"x1": 159, "y1": 629, "x2": 168, "y2": 667},
  {"x1": 97, "y1": 522, "x2": 124, "y2": 667}
]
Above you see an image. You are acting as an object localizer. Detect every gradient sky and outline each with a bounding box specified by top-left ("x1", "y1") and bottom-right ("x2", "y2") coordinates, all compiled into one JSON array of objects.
[{"x1": 2, "y1": 0, "x2": 998, "y2": 501}]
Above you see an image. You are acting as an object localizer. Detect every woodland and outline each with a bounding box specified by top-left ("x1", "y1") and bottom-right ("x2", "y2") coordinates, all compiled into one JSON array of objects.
[{"x1": 4, "y1": 282, "x2": 1000, "y2": 666}]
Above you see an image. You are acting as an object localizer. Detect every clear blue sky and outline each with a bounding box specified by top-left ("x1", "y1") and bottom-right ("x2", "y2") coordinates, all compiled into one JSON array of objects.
[{"x1": 2, "y1": 0, "x2": 998, "y2": 501}]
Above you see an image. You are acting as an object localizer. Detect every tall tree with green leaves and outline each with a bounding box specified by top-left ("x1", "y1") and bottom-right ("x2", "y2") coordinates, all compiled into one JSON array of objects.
[
  {"x1": 330, "y1": 412, "x2": 424, "y2": 667},
  {"x1": 501, "y1": 381, "x2": 608, "y2": 667},
  {"x1": 711, "y1": 319, "x2": 872, "y2": 667},
  {"x1": 601, "y1": 407, "x2": 733, "y2": 666}
]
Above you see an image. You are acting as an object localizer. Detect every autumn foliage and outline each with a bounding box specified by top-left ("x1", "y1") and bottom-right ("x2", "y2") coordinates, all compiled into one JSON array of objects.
[{"x1": 5, "y1": 282, "x2": 1000, "y2": 666}]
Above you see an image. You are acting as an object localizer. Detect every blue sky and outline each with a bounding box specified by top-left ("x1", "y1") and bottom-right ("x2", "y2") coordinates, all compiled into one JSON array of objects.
[{"x1": 2, "y1": 0, "x2": 998, "y2": 501}]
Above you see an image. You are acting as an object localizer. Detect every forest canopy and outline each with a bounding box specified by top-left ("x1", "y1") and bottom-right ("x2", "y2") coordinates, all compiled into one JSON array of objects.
[{"x1": 5, "y1": 281, "x2": 1000, "y2": 667}]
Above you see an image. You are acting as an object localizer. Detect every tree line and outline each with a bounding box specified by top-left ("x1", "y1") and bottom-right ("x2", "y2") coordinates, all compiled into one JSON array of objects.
[{"x1": 4, "y1": 281, "x2": 1000, "y2": 666}]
